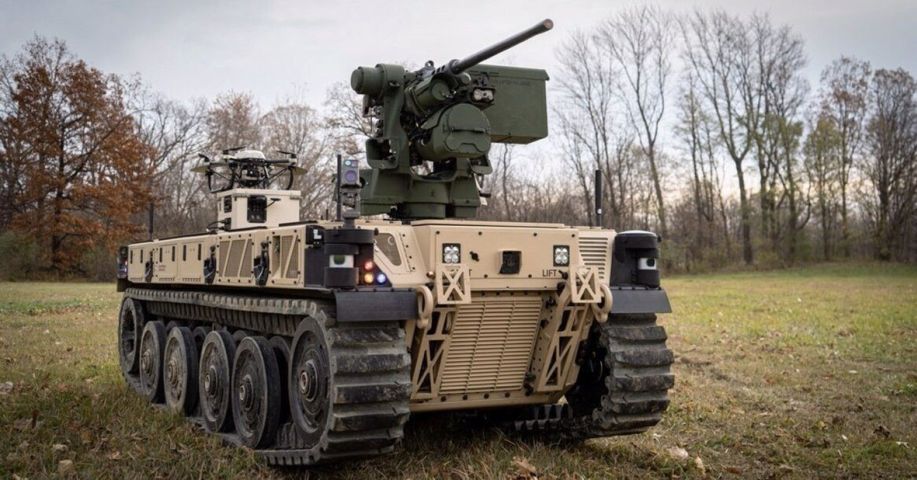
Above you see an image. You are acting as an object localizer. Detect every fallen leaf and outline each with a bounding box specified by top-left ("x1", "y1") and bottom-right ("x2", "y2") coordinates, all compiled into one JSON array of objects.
[
  {"x1": 52, "y1": 443, "x2": 68, "y2": 453},
  {"x1": 108, "y1": 451, "x2": 121, "y2": 460},
  {"x1": 725, "y1": 466, "x2": 743, "y2": 474},
  {"x1": 512, "y1": 456, "x2": 538, "y2": 479},
  {"x1": 667, "y1": 446, "x2": 689, "y2": 461},
  {"x1": 0, "y1": 381, "x2": 13, "y2": 395},
  {"x1": 694, "y1": 456, "x2": 706, "y2": 476},
  {"x1": 58, "y1": 459, "x2": 74, "y2": 475},
  {"x1": 875, "y1": 425, "x2": 891, "y2": 438}
]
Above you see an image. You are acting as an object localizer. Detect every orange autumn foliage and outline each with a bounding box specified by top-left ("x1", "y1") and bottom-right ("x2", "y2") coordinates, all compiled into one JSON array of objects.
[{"x1": 1, "y1": 38, "x2": 153, "y2": 274}]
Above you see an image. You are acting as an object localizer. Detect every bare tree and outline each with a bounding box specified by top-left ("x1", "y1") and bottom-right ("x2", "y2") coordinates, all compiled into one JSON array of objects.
[
  {"x1": 756, "y1": 18, "x2": 808, "y2": 258},
  {"x1": 675, "y1": 73, "x2": 730, "y2": 267},
  {"x1": 817, "y1": 57, "x2": 871, "y2": 257},
  {"x1": 804, "y1": 113, "x2": 841, "y2": 260},
  {"x1": 863, "y1": 68, "x2": 917, "y2": 261},
  {"x1": 746, "y1": 15, "x2": 808, "y2": 255},
  {"x1": 553, "y1": 31, "x2": 652, "y2": 229},
  {"x1": 260, "y1": 95, "x2": 335, "y2": 218},
  {"x1": 323, "y1": 82, "x2": 371, "y2": 157},
  {"x1": 598, "y1": 5, "x2": 673, "y2": 236},
  {"x1": 129, "y1": 86, "x2": 208, "y2": 237},
  {"x1": 554, "y1": 31, "x2": 617, "y2": 227},
  {"x1": 682, "y1": 10, "x2": 761, "y2": 264},
  {"x1": 206, "y1": 91, "x2": 261, "y2": 149}
]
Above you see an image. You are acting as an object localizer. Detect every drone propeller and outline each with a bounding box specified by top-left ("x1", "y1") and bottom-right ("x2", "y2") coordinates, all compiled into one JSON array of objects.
[
  {"x1": 191, "y1": 161, "x2": 229, "y2": 173},
  {"x1": 221, "y1": 146, "x2": 245, "y2": 155}
]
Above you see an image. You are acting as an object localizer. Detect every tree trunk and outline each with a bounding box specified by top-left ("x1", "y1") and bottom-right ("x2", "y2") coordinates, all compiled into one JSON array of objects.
[
  {"x1": 735, "y1": 160, "x2": 754, "y2": 265},
  {"x1": 647, "y1": 147, "x2": 667, "y2": 237}
]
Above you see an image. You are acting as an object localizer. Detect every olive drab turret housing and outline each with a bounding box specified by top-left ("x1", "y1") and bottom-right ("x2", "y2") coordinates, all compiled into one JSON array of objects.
[
  {"x1": 351, "y1": 19, "x2": 553, "y2": 220},
  {"x1": 114, "y1": 18, "x2": 674, "y2": 468}
]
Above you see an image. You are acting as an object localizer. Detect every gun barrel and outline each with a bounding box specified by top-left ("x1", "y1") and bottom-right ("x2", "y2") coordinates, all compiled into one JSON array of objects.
[{"x1": 449, "y1": 19, "x2": 553, "y2": 74}]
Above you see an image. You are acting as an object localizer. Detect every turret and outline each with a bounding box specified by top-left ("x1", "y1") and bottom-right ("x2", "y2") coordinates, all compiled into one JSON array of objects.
[{"x1": 351, "y1": 19, "x2": 554, "y2": 220}]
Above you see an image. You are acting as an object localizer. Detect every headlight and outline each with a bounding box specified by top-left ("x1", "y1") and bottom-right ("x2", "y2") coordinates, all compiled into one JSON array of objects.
[
  {"x1": 442, "y1": 244, "x2": 461, "y2": 264},
  {"x1": 471, "y1": 88, "x2": 494, "y2": 103},
  {"x1": 553, "y1": 245, "x2": 570, "y2": 266}
]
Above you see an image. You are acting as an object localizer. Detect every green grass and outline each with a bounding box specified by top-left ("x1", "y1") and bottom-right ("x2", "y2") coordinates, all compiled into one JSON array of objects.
[{"x1": 1, "y1": 263, "x2": 915, "y2": 479}]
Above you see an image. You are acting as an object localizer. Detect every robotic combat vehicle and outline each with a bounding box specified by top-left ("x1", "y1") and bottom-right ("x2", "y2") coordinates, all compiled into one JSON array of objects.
[{"x1": 115, "y1": 19, "x2": 673, "y2": 466}]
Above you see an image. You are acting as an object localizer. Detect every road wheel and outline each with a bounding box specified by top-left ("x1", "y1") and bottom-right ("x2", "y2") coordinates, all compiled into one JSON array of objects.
[
  {"x1": 163, "y1": 327, "x2": 199, "y2": 416},
  {"x1": 192, "y1": 326, "x2": 209, "y2": 353},
  {"x1": 232, "y1": 336, "x2": 282, "y2": 449},
  {"x1": 289, "y1": 317, "x2": 331, "y2": 448},
  {"x1": 199, "y1": 330, "x2": 236, "y2": 433},
  {"x1": 269, "y1": 336, "x2": 292, "y2": 424},
  {"x1": 139, "y1": 321, "x2": 167, "y2": 403}
]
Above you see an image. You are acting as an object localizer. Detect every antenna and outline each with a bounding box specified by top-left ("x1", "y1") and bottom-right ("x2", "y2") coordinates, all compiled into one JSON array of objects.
[
  {"x1": 335, "y1": 154, "x2": 343, "y2": 222},
  {"x1": 594, "y1": 169, "x2": 603, "y2": 228}
]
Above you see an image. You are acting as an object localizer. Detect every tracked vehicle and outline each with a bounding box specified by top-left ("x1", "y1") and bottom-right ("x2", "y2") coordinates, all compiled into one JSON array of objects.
[{"x1": 116, "y1": 19, "x2": 673, "y2": 466}]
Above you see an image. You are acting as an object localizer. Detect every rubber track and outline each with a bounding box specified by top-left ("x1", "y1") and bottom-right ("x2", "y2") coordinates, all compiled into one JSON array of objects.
[
  {"x1": 512, "y1": 314, "x2": 674, "y2": 440},
  {"x1": 261, "y1": 322, "x2": 411, "y2": 465},
  {"x1": 123, "y1": 288, "x2": 411, "y2": 466}
]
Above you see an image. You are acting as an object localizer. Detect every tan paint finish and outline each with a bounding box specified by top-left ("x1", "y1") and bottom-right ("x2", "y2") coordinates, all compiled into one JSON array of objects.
[{"x1": 126, "y1": 214, "x2": 616, "y2": 413}]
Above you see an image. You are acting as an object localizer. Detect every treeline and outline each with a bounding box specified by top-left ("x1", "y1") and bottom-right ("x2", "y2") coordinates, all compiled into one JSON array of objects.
[
  {"x1": 0, "y1": 38, "x2": 359, "y2": 279},
  {"x1": 0, "y1": 7, "x2": 915, "y2": 280},
  {"x1": 483, "y1": 8, "x2": 916, "y2": 270}
]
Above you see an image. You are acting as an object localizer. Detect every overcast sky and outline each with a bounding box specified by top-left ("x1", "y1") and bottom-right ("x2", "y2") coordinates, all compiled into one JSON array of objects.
[{"x1": 2, "y1": 0, "x2": 914, "y2": 110}]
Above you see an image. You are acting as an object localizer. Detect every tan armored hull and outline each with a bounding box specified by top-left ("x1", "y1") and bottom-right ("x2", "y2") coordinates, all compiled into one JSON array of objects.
[{"x1": 125, "y1": 219, "x2": 616, "y2": 411}]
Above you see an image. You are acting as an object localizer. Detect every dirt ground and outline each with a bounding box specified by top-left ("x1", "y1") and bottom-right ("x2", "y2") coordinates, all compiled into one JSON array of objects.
[{"x1": 1, "y1": 263, "x2": 914, "y2": 479}]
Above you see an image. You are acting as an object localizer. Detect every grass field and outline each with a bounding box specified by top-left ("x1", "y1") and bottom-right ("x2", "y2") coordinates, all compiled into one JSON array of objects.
[{"x1": 1, "y1": 264, "x2": 915, "y2": 479}]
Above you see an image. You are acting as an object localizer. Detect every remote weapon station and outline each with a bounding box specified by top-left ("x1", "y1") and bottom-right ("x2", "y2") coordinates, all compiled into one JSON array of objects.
[{"x1": 116, "y1": 19, "x2": 673, "y2": 466}]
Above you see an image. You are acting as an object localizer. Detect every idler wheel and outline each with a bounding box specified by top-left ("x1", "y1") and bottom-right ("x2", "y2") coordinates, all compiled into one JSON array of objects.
[
  {"x1": 138, "y1": 321, "x2": 167, "y2": 403},
  {"x1": 163, "y1": 326, "x2": 199, "y2": 416},
  {"x1": 199, "y1": 330, "x2": 237, "y2": 433},
  {"x1": 231, "y1": 336, "x2": 282, "y2": 449},
  {"x1": 117, "y1": 298, "x2": 144, "y2": 388}
]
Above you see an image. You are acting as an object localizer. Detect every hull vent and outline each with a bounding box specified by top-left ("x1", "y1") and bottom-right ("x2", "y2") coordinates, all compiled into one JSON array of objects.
[
  {"x1": 439, "y1": 295, "x2": 541, "y2": 394},
  {"x1": 578, "y1": 235, "x2": 611, "y2": 282}
]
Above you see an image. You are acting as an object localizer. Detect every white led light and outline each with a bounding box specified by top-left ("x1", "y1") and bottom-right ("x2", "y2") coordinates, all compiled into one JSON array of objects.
[
  {"x1": 442, "y1": 244, "x2": 460, "y2": 264},
  {"x1": 554, "y1": 246, "x2": 570, "y2": 266}
]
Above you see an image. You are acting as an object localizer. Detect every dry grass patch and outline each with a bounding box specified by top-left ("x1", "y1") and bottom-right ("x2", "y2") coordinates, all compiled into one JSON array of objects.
[{"x1": 1, "y1": 264, "x2": 914, "y2": 478}]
